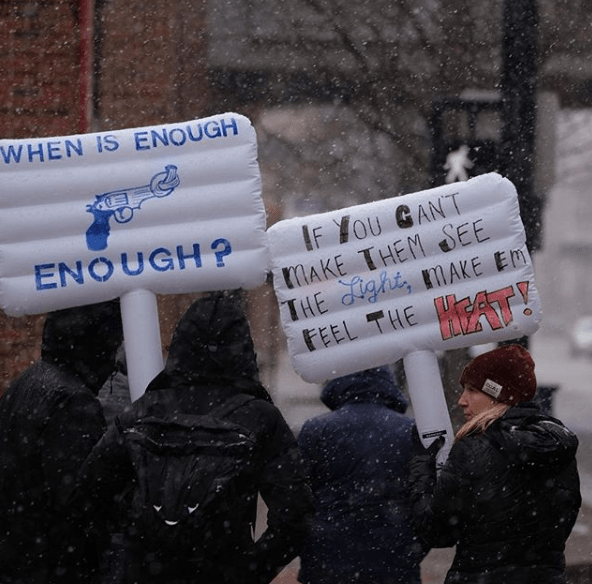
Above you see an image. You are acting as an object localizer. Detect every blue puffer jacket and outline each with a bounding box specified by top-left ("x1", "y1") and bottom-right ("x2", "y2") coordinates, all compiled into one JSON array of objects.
[{"x1": 297, "y1": 367, "x2": 427, "y2": 584}]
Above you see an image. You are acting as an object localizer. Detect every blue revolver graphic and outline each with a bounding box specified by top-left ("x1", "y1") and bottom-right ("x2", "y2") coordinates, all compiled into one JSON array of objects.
[{"x1": 86, "y1": 164, "x2": 180, "y2": 251}]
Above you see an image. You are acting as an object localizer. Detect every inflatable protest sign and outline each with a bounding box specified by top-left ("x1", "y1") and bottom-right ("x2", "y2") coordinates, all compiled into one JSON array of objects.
[
  {"x1": 268, "y1": 173, "x2": 542, "y2": 459},
  {"x1": 0, "y1": 112, "x2": 267, "y2": 399}
]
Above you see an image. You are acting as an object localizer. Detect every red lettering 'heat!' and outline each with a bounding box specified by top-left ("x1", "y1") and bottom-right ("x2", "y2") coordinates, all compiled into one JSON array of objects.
[{"x1": 434, "y1": 284, "x2": 520, "y2": 340}]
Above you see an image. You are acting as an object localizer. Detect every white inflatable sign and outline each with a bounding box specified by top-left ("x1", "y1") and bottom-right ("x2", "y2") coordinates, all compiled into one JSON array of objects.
[
  {"x1": 0, "y1": 112, "x2": 267, "y2": 399},
  {"x1": 268, "y1": 173, "x2": 542, "y2": 460}
]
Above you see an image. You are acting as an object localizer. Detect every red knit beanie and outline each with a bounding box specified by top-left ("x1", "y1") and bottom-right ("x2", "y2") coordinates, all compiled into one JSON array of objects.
[{"x1": 459, "y1": 344, "x2": 537, "y2": 405}]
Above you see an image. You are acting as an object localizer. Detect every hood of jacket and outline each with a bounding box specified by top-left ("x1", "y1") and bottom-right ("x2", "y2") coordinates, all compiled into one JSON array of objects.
[
  {"x1": 148, "y1": 291, "x2": 272, "y2": 401},
  {"x1": 41, "y1": 300, "x2": 123, "y2": 394},
  {"x1": 487, "y1": 403, "x2": 579, "y2": 471},
  {"x1": 321, "y1": 366, "x2": 408, "y2": 413}
]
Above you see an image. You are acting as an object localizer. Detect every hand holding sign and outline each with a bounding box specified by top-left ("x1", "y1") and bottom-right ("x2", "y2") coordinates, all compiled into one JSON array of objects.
[
  {"x1": 0, "y1": 113, "x2": 268, "y2": 400},
  {"x1": 268, "y1": 173, "x2": 542, "y2": 462}
]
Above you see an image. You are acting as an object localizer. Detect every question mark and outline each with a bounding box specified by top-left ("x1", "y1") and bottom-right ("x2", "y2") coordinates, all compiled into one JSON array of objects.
[{"x1": 211, "y1": 238, "x2": 232, "y2": 267}]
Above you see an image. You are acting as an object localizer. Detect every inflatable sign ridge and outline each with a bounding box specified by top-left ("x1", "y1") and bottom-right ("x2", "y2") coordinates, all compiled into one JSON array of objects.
[
  {"x1": 0, "y1": 113, "x2": 267, "y2": 317},
  {"x1": 268, "y1": 172, "x2": 541, "y2": 384}
]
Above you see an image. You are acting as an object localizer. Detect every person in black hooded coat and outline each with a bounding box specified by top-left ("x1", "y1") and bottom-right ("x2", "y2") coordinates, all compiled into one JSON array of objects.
[
  {"x1": 297, "y1": 366, "x2": 427, "y2": 584},
  {"x1": 0, "y1": 300, "x2": 123, "y2": 583},
  {"x1": 73, "y1": 290, "x2": 314, "y2": 584}
]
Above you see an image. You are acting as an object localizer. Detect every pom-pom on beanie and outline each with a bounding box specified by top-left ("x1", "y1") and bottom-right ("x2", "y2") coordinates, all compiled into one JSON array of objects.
[{"x1": 459, "y1": 344, "x2": 537, "y2": 405}]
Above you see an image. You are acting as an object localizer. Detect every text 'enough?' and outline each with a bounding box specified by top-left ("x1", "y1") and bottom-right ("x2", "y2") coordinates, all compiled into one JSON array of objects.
[{"x1": 34, "y1": 240, "x2": 233, "y2": 290}]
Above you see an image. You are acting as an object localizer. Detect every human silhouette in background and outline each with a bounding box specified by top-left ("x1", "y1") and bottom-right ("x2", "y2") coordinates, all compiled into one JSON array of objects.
[
  {"x1": 410, "y1": 344, "x2": 581, "y2": 584},
  {"x1": 297, "y1": 366, "x2": 428, "y2": 584},
  {"x1": 72, "y1": 290, "x2": 314, "y2": 584},
  {"x1": 0, "y1": 301, "x2": 123, "y2": 583}
]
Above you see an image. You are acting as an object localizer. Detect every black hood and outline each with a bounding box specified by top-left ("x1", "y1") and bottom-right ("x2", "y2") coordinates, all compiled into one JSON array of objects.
[
  {"x1": 148, "y1": 290, "x2": 272, "y2": 401},
  {"x1": 41, "y1": 300, "x2": 123, "y2": 394}
]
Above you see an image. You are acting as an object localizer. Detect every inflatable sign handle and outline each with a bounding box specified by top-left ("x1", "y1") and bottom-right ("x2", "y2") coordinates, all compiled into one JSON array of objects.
[
  {"x1": 121, "y1": 289, "x2": 164, "y2": 401},
  {"x1": 403, "y1": 349, "x2": 454, "y2": 467}
]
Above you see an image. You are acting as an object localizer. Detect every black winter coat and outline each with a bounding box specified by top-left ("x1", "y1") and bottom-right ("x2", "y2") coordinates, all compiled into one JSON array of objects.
[
  {"x1": 298, "y1": 367, "x2": 426, "y2": 584},
  {"x1": 410, "y1": 403, "x2": 581, "y2": 584},
  {"x1": 0, "y1": 301, "x2": 122, "y2": 583},
  {"x1": 73, "y1": 292, "x2": 314, "y2": 584}
]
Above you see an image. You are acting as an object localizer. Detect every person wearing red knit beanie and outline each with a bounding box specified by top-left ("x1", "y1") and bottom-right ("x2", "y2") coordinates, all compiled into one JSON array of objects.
[
  {"x1": 459, "y1": 344, "x2": 537, "y2": 406},
  {"x1": 409, "y1": 344, "x2": 581, "y2": 584}
]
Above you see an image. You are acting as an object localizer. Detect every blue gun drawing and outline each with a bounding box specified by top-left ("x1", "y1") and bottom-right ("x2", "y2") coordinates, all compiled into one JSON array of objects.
[{"x1": 86, "y1": 164, "x2": 180, "y2": 251}]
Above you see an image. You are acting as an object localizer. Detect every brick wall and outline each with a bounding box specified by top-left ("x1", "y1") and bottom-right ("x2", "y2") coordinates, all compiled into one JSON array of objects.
[
  {"x1": 97, "y1": 0, "x2": 210, "y2": 128},
  {"x1": 0, "y1": 0, "x2": 82, "y2": 138},
  {"x1": 0, "y1": 0, "x2": 211, "y2": 393},
  {"x1": 0, "y1": 0, "x2": 83, "y2": 391}
]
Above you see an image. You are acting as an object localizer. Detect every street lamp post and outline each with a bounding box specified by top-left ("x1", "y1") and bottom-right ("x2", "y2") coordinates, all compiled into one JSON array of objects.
[{"x1": 501, "y1": 0, "x2": 540, "y2": 253}]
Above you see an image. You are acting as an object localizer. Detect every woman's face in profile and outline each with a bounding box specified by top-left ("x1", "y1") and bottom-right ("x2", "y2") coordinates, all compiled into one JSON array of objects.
[{"x1": 458, "y1": 384, "x2": 497, "y2": 421}]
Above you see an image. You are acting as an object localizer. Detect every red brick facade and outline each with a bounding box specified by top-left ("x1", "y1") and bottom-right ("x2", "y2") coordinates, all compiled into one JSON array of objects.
[
  {"x1": 0, "y1": 1, "x2": 82, "y2": 138},
  {"x1": 0, "y1": 0, "x2": 211, "y2": 392},
  {"x1": 0, "y1": 0, "x2": 82, "y2": 389},
  {"x1": 97, "y1": 0, "x2": 210, "y2": 129}
]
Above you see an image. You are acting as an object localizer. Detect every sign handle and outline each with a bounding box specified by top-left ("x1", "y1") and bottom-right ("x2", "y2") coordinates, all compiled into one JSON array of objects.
[
  {"x1": 403, "y1": 349, "x2": 454, "y2": 467},
  {"x1": 120, "y1": 289, "x2": 164, "y2": 401}
]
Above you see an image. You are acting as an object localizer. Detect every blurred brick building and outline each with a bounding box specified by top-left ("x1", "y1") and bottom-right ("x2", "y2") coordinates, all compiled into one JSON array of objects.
[
  {"x1": 0, "y1": 0, "x2": 282, "y2": 394},
  {"x1": 0, "y1": 0, "x2": 89, "y2": 388},
  {"x1": 3, "y1": 0, "x2": 592, "y2": 400}
]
